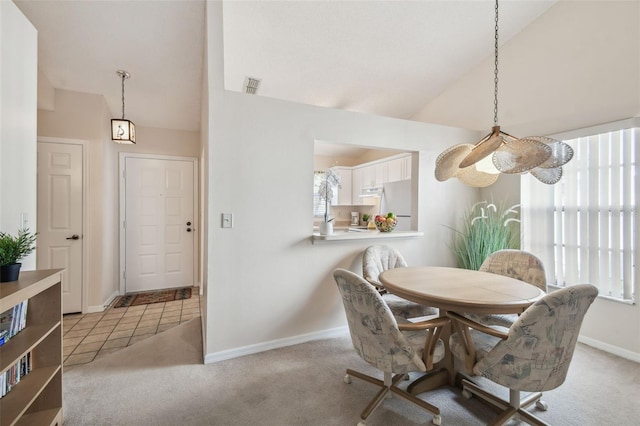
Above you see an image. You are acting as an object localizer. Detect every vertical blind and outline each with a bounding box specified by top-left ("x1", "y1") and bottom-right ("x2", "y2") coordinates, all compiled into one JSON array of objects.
[
  {"x1": 522, "y1": 127, "x2": 638, "y2": 301},
  {"x1": 313, "y1": 171, "x2": 326, "y2": 217}
]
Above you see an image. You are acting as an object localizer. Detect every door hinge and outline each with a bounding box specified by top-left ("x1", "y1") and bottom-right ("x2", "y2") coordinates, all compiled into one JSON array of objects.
[
  {"x1": 123, "y1": 270, "x2": 126, "y2": 279},
  {"x1": 123, "y1": 221, "x2": 126, "y2": 229}
]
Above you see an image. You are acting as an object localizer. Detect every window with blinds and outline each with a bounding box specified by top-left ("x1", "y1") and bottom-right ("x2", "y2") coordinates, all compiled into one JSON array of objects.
[
  {"x1": 313, "y1": 171, "x2": 326, "y2": 217},
  {"x1": 522, "y1": 126, "x2": 638, "y2": 302}
]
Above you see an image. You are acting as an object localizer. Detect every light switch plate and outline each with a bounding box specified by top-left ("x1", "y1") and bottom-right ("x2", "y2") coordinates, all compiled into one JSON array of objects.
[{"x1": 221, "y1": 213, "x2": 233, "y2": 228}]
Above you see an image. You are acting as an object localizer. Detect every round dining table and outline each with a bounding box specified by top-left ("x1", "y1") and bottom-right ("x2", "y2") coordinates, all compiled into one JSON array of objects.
[
  {"x1": 379, "y1": 265, "x2": 545, "y2": 394},
  {"x1": 380, "y1": 266, "x2": 545, "y2": 315}
]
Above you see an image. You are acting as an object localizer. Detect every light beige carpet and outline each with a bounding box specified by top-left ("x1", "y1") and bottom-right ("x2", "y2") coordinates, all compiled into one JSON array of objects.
[{"x1": 63, "y1": 318, "x2": 640, "y2": 425}]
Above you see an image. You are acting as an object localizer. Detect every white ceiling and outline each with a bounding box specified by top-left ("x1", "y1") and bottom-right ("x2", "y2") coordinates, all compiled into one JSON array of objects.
[{"x1": 14, "y1": 0, "x2": 556, "y2": 133}]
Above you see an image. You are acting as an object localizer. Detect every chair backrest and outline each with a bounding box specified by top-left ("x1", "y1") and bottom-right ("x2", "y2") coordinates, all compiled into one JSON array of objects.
[
  {"x1": 474, "y1": 284, "x2": 598, "y2": 392},
  {"x1": 362, "y1": 245, "x2": 408, "y2": 288},
  {"x1": 479, "y1": 249, "x2": 547, "y2": 291},
  {"x1": 332, "y1": 268, "x2": 425, "y2": 374}
]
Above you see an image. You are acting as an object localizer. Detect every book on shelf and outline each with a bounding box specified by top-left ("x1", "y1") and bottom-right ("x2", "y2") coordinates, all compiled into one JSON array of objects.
[
  {"x1": 1, "y1": 352, "x2": 32, "y2": 398},
  {"x1": 0, "y1": 300, "x2": 28, "y2": 347}
]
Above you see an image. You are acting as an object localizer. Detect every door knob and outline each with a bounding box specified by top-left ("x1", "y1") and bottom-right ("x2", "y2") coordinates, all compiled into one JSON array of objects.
[
  {"x1": 186, "y1": 221, "x2": 192, "y2": 226},
  {"x1": 187, "y1": 228, "x2": 192, "y2": 232},
  {"x1": 66, "y1": 234, "x2": 80, "y2": 240}
]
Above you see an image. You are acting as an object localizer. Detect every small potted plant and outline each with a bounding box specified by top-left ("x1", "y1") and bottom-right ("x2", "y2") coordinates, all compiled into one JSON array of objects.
[{"x1": 0, "y1": 228, "x2": 37, "y2": 282}]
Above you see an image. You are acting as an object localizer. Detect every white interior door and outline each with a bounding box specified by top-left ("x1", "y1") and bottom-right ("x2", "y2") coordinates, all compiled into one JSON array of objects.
[
  {"x1": 37, "y1": 142, "x2": 83, "y2": 313},
  {"x1": 124, "y1": 157, "x2": 195, "y2": 293}
]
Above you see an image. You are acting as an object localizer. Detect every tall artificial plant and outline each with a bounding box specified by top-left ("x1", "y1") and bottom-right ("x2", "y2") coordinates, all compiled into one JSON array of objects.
[{"x1": 447, "y1": 201, "x2": 520, "y2": 270}]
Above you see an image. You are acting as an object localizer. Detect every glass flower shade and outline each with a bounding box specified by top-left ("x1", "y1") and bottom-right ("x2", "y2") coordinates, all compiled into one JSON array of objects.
[
  {"x1": 492, "y1": 138, "x2": 552, "y2": 174},
  {"x1": 530, "y1": 166, "x2": 563, "y2": 184},
  {"x1": 526, "y1": 137, "x2": 574, "y2": 168},
  {"x1": 434, "y1": 144, "x2": 473, "y2": 182}
]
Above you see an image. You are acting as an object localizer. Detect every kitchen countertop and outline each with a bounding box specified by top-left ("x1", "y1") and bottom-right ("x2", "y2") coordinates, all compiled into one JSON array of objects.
[{"x1": 311, "y1": 229, "x2": 423, "y2": 243}]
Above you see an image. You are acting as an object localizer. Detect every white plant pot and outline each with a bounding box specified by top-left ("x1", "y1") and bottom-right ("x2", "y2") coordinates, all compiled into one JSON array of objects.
[{"x1": 319, "y1": 221, "x2": 333, "y2": 235}]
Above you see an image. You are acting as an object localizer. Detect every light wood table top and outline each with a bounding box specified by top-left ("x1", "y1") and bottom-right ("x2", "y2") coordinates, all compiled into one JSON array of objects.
[{"x1": 380, "y1": 266, "x2": 545, "y2": 315}]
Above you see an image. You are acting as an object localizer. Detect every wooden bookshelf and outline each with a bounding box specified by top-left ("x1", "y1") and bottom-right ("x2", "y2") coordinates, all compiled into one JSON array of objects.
[{"x1": 0, "y1": 269, "x2": 63, "y2": 426}]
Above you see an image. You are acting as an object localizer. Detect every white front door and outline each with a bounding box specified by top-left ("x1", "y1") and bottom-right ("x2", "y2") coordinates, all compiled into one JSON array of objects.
[
  {"x1": 37, "y1": 142, "x2": 83, "y2": 313},
  {"x1": 123, "y1": 157, "x2": 195, "y2": 293}
]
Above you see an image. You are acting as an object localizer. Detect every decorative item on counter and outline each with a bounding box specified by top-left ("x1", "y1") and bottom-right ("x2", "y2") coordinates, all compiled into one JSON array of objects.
[
  {"x1": 374, "y1": 213, "x2": 397, "y2": 232},
  {"x1": 0, "y1": 228, "x2": 37, "y2": 282},
  {"x1": 361, "y1": 214, "x2": 370, "y2": 226},
  {"x1": 350, "y1": 212, "x2": 359, "y2": 226},
  {"x1": 317, "y1": 167, "x2": 342, "y2": 235}
]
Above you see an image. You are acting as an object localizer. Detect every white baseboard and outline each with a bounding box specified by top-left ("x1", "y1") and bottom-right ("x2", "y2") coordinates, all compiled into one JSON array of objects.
[
  {"x1": 204, "y1": 326, "x2": 348, "y2": 364},
  {"x1": 578, "y1": 335, "x2": 640, "y2": 363},
  {"x1": 86, "y1": 291, "x2": 120, "y2": 313}
]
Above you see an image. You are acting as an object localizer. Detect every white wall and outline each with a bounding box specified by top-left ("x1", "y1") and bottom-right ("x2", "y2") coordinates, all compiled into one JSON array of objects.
[
  {"x1": 0, "y1": 1, "x2": 38, "y2": 270},
  {"x1": 204, "y1": 1, "x2": 480, "y2": 361}
]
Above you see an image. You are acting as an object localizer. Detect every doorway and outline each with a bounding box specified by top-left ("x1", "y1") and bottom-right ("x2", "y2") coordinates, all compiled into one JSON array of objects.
[
  {"x1": 119, "y1": 153, "x2": 198, "y2": 294},
  {"x1": 37, "y1": 139, "x2": 86, "y2": 314}
]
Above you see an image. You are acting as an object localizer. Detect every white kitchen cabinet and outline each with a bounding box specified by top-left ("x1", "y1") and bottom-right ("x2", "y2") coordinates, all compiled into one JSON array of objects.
[
  {"x1": 402, "y1": 155, "x2": 412, "y2": 180},
  {"x1": 321, "y1": 154, "x2": 413, "y2": 207},
  {"x1": 334, "y1": 167, "x2": 352, "y2": 205},
  {"x1": 359, "y1": 163, "x2": 386, "y2": 189},
  {"x1": 351, "y1": 167, "x2": 363, "y2": 205},
  {"x1": 386, "y1": 155, "x2": 412, "y2": 183},
  {"x1": 360, "y1": 164, "x2": 375, "y2": 189},
  {"x1": 387, "y1": 157, "x2": 403, "y2": 183}
]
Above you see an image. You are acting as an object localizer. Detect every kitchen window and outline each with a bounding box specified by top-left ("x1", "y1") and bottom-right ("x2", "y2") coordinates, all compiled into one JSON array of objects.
[{"x1": 313, "y1": 170, "x2": 328, "y2": 218}]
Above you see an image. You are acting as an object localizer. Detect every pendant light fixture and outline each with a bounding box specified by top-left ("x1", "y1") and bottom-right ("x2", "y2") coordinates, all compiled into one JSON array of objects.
[
  {"x1": 111, "y1": 70, "x2": 136, "y2": 144},
  {"x1": 434, "y1": 0, "x2": 572, "y2": 186}
]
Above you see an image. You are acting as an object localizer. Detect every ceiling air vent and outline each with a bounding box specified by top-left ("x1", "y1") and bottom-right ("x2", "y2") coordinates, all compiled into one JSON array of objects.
[{"x1": 243, "y1": 77, "x2": 261, "y2": 94}]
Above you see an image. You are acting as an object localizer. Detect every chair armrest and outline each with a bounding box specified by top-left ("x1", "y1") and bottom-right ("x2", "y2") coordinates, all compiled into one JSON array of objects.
[
  {"x1": 397, "y1": 316, "x2": 449, "y2": 331},
  {"x1": 399, "y1": 316, "x2": 450, "y2": 370},
  {"x1": 447, "y1": 311, "x2": 508, "y2": 339}
]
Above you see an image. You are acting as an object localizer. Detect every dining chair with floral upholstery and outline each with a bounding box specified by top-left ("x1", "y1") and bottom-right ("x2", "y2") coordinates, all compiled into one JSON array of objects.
[
  {"x1": 466, "y1": 249, "x2": 547, "y2": 328},
  {"x1": 448, "y1": 284, "x2": 598, "y2": 426},
  {"x1": 333, "y1": 268, "x2": 448, "y2": 426},
  {"x1": 362, "y1": 245, "x2": 438, "y2": 319}
]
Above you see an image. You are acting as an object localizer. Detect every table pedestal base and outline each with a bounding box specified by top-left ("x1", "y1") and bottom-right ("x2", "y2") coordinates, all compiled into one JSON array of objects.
[{"x1": 407, "y1": 368, "x2": 450, "y2": 395}]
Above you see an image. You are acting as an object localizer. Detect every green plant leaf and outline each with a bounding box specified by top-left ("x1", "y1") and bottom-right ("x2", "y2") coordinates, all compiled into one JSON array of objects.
[
  {"x1": 446, "y1": 201, "x2": 520, "y2": 270},
  {"x1": 0, "y1": 228, "x2": 37, "y2": 266}
]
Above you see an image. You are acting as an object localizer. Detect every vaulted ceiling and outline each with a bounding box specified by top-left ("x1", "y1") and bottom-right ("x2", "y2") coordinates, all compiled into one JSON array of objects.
[{"x1": 15, "y1": 1, "x2": 558, "y2": 133}]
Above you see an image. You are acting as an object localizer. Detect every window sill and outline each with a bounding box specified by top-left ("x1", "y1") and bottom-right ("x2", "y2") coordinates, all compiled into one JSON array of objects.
[{"x1": 311, "y1": 230, "x2": 423, "y2": 244}]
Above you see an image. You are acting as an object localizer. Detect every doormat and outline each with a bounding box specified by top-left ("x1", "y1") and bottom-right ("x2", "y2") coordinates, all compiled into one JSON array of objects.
[{"x1": 112, "y1": 287, "x2": 192, "y2": 309}]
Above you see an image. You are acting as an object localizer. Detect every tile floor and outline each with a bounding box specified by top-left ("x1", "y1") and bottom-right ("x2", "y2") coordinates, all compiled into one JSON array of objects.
[{"x1": 62, "y1": 294, "x2": 200, "y2": 367}]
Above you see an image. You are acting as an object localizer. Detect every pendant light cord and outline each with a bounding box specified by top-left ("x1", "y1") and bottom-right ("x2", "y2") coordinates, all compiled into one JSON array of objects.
[
  {"x1": 493, "y1": 0, "x2": 499, "y2": 126},
  {"x1": 121, "y1": 74, "x2": 126, "y2": 120}
]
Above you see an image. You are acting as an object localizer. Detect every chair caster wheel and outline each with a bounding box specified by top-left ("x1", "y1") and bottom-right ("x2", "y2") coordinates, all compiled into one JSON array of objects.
[
  {"x1": 536, "y1": 400, "x2": 548, "y2": 411},
  {"x1": 432, "y1": 414, "x2": 442, "y2": 425},
  {"x1": 344, "y1": 374, "x2": 352, "y2": 384},
  {"x1": 461, "y1": 389, "x2": 473, "y2": 399}
]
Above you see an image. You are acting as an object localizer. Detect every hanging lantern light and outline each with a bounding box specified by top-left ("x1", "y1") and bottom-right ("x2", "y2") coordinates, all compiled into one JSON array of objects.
[{"x1": 111, "y1": 70, "x2": 136, "y2": 144}]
